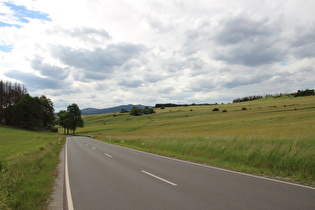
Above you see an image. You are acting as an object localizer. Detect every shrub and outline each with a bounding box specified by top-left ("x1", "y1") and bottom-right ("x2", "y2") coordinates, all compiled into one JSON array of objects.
[
  {"x1": 130, "y1": 106, "x2": 142, "y2": 116},
  {"x1": 212, "y1": 108, "x2": 219, "y2": 111},
  {"x1": 142, "y1": 106, "x2": 155, "y2": 114},
  {"x1": 241, "y1": 107, "x2": 247, "y2": 110},
  {"x1": 222, "y1": 109, "x2": 227, "y2": 112}
]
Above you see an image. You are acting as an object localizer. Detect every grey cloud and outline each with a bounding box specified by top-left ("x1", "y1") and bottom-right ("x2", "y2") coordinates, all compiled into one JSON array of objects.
[
  {"x1": 31, "y1": 57, "x2": 68, "y2": 80},
  {"x1": 214, "y1": 14, "x2": 271, "y2": 45},
  {"x1": 291, "y1": 25, "x2": 315, "y2": 58},
  {"x1": 52, "y1": 43, "x2": 146, "y2": 73},
  {"x1": 68, "y1": 27, "x2": 111, "y2": 39},
  {"x1": 188, "y1": 77, "x2": 216, "y2": 92},
  {"x1": 84, "y1": 71, "x2": 108, "y2": 81},
  {"x1": 144, "y1": 73, "x2": 166, "y2": 83},
  {"x1": 146, "y1": 15, "x2": 174, "y2": 33},
  {"x1": 212, "y1": 13, "x2": 287, "y2": 66},
  {"x1": 158, "y1": 87, "x2": 175, "y2": 94},
  {"x1": 50, "y1": 26, "x2": 111, "y2": 44},
  {"x1": 118, "y1": 79, "x2": 143, "y2": 88},
  {"x1": 5, "y1": 70, "x2": 63, "y2": 90},
  {"x1": 215, "y1": 42, "x2": 285, "y2": 66},
  {"x1": 161, "y1": 55, "x2": 205, "y2": 73},
  {"x1": 222, "y1": 73, "x2": 272, "y2": 88},
  {"x1": 298, "y1": 66, "x2": 315, "y2": 73}
]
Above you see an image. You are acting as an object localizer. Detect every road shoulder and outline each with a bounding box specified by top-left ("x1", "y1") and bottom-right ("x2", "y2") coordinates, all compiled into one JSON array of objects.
[{"x1": 48, "y1": 145, "x2": 65, "y2": 210}]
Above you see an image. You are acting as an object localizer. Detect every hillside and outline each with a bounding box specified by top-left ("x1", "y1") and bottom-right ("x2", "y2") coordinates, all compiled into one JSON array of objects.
[
  {"x1": 78, "y1": 96, "x2": 315, "y2": 185},
  {"x1": 81, "y1": 104, "x2": 152, "y2": 115}
]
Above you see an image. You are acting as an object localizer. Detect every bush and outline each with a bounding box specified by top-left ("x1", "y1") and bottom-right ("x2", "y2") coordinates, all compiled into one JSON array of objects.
[
  {"x1": 142, "y1": 106, "x2": 155, "y2": 114},
  {"x1": 241, "y1": 107, "x2": 247, "y2": 110},
  {"x1": 130, "y1": 106, "x2": 142, "y2": 116},
  {"x1": 222, "y1": 109, "x2": 227, "y2": 112},
  {"x1": 212, "y1": 108, "x2": 220, "y2": 111}
]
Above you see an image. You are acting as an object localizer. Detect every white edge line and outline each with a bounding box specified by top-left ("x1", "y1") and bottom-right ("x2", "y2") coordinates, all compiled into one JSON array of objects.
[
  {"x1": 141, "y1": 170, "x2": 177, "y2": 186},
  {"x1": 83, "y1": 137, "x2": 315, "y2": 190},
  {"x1": 104, "y1": 142, "x2": 315, "y2": 190},
  {"x1": 65, "y1": 139, "x2": 74, "y2": 210},
  {"x1": 104, "y1": 153, "x2": 112, "y2": 158}
]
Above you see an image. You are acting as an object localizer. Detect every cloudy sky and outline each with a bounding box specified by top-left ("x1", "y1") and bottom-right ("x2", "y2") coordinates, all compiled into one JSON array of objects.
[{"x1": 1, "y1": 0, "x2": 314, "y2": 111}]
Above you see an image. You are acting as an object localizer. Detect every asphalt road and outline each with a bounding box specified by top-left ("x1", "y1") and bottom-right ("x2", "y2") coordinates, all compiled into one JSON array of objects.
[{"x1": 66, "y1": 136, "x2": 315, "y2": 210}]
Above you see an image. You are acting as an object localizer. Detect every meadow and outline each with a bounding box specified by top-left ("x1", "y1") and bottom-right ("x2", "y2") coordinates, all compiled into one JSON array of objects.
[
  {"x1": 0, "y1": 126, "x2": 64, "y2": 209},
  {"x1": 78, "y1": 96, "x2": 315, "y2": 185}
]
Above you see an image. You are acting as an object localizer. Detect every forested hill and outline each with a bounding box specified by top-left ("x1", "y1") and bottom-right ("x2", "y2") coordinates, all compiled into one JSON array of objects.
[{"x1": 81, "y1": 104, "x2": 152, "y2": 115}]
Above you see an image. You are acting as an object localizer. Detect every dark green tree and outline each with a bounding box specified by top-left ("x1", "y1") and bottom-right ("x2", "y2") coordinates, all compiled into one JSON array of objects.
[
  {"x1": 39, "y1": 95, "x2": 55, "y2": 128},
  {"x1": 67, "y1": 103, "x2": 84, "y2": 135},
  {"x1": 13, "y1": 94, "x2": 42, "y2": 128},
  {"x1": 130, "y1": 106, "x2": 142, "y2": 116},
  {"x1": 142, "y1": 106, "x2": 155, "y2": 114},
  {"x1": 57, "y1": 110, "x2": 70, "y2": 134},
  {"x1": 0, "y1": 80, "x2": 27, "y2": 125}
]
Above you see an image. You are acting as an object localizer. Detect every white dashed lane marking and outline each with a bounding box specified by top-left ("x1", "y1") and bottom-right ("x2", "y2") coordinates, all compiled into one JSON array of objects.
[{"x1": 104, "y1": 153, "x2": 112, "y2": 158}]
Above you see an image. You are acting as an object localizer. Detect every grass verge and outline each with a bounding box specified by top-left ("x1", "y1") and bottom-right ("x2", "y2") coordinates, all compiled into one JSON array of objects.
[
  {"x1": 98, "y1": 136, "x2": 314, "y2": 185},
  {"x1": 0, "y1": 125, "x2": 65, "y2": 209}
]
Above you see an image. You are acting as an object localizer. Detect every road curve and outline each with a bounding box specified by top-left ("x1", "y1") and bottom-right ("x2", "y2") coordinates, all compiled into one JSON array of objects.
[{"x1": 66, "y1": 136, "x2": 315, "y2": 210}]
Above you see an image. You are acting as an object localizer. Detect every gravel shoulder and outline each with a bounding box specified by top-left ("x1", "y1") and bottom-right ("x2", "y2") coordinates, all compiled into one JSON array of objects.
[{"x1": 48, "y1": 146, "x2": 65, "y2": 210}]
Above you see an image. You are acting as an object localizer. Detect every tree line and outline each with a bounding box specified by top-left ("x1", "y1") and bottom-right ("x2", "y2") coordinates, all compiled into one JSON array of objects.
[
  {"x1": 154, "y1": 103, "x2": 213, "y2": 108},
  {"x1": 294, "y1": 89, "x2": 315, "y2": 97},
  {"x1": 233, "y1": 89, "x2": 315, "y2": 103},
  {"x1": 1, "y1": 80, "x2": 55, "y2": 129},
  {"x1": 1, "y1": 79, "x2": 84, "y2": 134},
  {"x1": 232, "y1": 95, "x2": 263, "y2": 103},
  {"x1": 0, "y1": 80, "x2": 27, "y2": 125}
]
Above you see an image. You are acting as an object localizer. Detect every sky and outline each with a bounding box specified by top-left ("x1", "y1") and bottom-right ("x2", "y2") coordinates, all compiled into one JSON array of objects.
[{"x1": 1, "y1": 0, "x2": 315, "y2": 111}]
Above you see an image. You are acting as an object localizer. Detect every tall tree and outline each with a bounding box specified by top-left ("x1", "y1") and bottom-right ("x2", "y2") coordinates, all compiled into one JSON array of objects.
[
  {"x1": 0, "y1": 80, "x2": 27, "y2": 125},
  {"x1": 57, "y1": 110, "x2": 71, "y2": 134},
  {"x1": 39, "y1": 95, "x2": 55, "y2": 128},
  {"x1": 13, "y1": 94, "x2": 42, "y2": 129},
  {"x1": 61, "y1": 103, "x2": 84, "y2": 135}
]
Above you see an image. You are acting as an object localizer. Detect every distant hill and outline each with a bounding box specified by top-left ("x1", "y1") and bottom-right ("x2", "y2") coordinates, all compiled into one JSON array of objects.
[{"x1": 81, "y1": 104, "x2": 152, "y2": 115}]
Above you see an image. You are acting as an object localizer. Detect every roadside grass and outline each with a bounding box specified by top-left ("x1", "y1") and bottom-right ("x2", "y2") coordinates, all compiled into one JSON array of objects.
[
  {"x1": 0, "y1": 125, "x2": 64, "y2": 209},
  {"x1": 78, "y1": 96, "x2": 315, "y2": 185}
]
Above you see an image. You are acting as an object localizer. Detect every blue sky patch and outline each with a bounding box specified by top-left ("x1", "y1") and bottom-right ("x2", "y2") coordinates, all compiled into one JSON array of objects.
[
  {"x1": 2, "y1": 2, "x2": 51, "y2": 27},
  {"x1": 0, "y1": 44, "x2": 13, "y2": 52},
  {"x1": 0, "y1": 21, "x2": 22, "y2": 28}
]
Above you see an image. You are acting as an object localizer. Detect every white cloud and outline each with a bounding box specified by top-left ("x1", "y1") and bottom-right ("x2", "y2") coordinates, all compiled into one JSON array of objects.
[{"x1": 1, "y1": 0, "x2": 315, "y2": 111}]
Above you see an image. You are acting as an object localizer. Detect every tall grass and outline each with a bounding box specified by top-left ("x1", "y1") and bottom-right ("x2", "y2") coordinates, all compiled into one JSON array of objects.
[
  {"x1": 111, "y1": 136, "x2": 314, "y2": 181},
  {"x1": 0, "y1": 125, "x2": 64, "y2": 209},
  {"x1": 79, "y1": 96, "x2": 315, "y2": 185}
]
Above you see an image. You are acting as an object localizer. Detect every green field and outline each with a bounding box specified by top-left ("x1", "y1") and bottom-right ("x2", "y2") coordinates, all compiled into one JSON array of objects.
[
  {"x1": 78, "y1": 96, "x2": 315, "y2": 185},
  {"x1": 0, "y1": 126, "x2": 64, "y2": 209}
]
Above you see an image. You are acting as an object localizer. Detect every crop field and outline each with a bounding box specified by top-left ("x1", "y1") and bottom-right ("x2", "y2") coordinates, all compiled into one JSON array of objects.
[
  {"x1": 0, "y1": 126, "x2": 64, "y2": 209},
  {"x1": 78, "y1": 96, "x2": 315, "y2": 185}
]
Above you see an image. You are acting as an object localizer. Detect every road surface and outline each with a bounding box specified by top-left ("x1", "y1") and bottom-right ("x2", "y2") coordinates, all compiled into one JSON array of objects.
[{"x1": 66, "y1": 136, "x2": 315, "y2": 210}]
